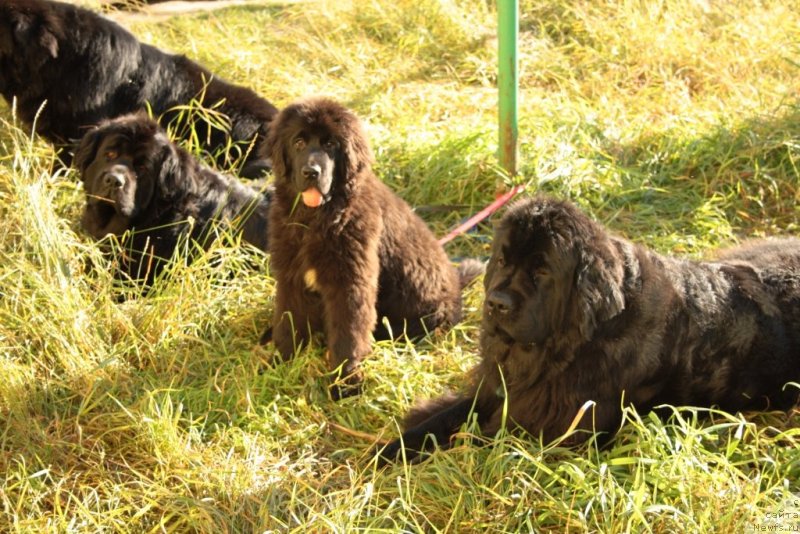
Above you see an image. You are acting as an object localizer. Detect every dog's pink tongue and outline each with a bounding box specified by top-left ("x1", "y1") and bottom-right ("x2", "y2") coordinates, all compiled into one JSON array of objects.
[{"x1": 302, "y1": 187, "x2": 323, "y2": 208}]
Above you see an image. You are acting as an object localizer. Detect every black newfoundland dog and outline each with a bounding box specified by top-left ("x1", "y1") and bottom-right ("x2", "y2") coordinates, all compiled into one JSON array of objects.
[
  {"x1": 263, "y1": 97, "x2": 482, "y2": 398},
  {"x1": 76, "y1": 113, "x2": 270, "y2": 284},
  {"x1": 380, "y1": 195, "x2": 800, "y2": 462},
  {"x1": 0, "y1": 0, "x2": 277, "y2": 177}
]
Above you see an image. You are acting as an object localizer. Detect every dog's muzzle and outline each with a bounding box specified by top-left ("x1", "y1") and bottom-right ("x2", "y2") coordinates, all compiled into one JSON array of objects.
[
  {"x1": 102, "y1": 169, "x2": 126, "y2": 191},
  {"x1": 302, "y1": 163, "x2": 321, "y2": 183},
  {"x1": 486, "y1": 288, "x2": 517, "y2": 316}
]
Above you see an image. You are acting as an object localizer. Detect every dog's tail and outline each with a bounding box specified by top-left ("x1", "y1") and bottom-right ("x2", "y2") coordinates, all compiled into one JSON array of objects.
[{"x1": 456, "y1": 258, "x2": 485, "y2": 289}]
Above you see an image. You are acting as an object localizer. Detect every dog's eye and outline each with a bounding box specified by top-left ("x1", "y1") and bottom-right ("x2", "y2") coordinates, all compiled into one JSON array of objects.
[
  {"x1": 105, "y1": 150, "x2": 119, "y2": 160},
  {"x1": 293, "y1": 138, "x2": 306, "y2": 150},
  {"x1": 323, "y1": 139, "x2": 337, "y2": 151}
]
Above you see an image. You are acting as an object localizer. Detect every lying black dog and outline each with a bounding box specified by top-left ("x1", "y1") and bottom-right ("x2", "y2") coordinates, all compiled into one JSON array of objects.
[
  {"x1": 76, "y1": 113, "x2": 270, "y2": 284},
  {"x1": 380, "y1": 195, "x2": 800, "y2": 462},
  {"x1": 0, "y1": 0, "x2": 277, "y2": 177}
]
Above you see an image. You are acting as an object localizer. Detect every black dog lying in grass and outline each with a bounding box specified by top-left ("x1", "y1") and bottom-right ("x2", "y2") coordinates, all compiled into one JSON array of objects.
[
  {"x1": 380, "y1": 195, "x2": 800, "y2": 462},
  {"x1": 76, "y1": 113, "x2": 270, "y2": 284},
  {"x1": 0, "y1": 0, "x2": 277, "y2": 177}
]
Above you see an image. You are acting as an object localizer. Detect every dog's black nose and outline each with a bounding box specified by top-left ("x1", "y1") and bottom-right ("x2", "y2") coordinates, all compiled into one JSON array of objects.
[
  {"x1": 104, "y1": 172, "x2": 125, "y2": 189},
  {"x1": 486, "y1": 290, "x2": 514, "y2": 315},
  {"x1": 302, "y1": 164, "x2": 320, "y2": 181}
]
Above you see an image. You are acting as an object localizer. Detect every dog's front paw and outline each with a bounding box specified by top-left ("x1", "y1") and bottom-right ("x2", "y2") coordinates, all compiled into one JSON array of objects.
[
  {"x1": 258, "y1": 326, "x2": 273, "y2": 345},
  {"x1": 330, "y1": 364, "x2": 363, "y2": 401},
  {"x1": 376, "y1": 438, "x2": 403, "y2": 465},
  {"x1": 330, "y1": 381, "x2": 362, "y2": 401},
  {"x1": 329, "y1": 370, "x2": 363, "y2": 401},
  {"x1": 375, "y1": 437, "x2": 427, "y2": 465},
  {"x1": 327, "y1": 354, "x2": 364, "y2": 400}
]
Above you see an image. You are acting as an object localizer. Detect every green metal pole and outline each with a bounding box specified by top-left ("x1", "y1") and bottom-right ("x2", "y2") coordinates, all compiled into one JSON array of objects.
[{"x1": 498, "y1": 0, "x2": 518, "y2": 178}]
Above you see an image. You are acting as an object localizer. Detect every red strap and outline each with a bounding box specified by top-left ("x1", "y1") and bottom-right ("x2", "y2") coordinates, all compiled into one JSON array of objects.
[{"x1": 438, "y1": 184, "x2": 524, "y2": 245}]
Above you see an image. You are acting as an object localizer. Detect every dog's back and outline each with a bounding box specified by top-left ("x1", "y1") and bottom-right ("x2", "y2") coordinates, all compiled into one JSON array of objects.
[
  {"x1": 716, "y1": 237, "x2": 800, "y2": 269},
  {"x1": 0, "y1": 0, "x2": 142, "y2": 144},
  {"x1": 189, "y1": 166, "x2": 271, "y2": 252},
  {"x1": 369, "y1": 178, "x2": 464, "y2": 339},
  {"x1": 613, "y1": 235, "x2": 800, "y2": 413},
  {"x1": 0, "y1": 0, "x2": 277, "y2": 176}
]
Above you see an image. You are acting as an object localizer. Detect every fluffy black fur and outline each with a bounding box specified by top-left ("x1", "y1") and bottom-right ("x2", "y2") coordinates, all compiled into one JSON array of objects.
[
  {"x1": 76, "y1": 114, "x2": 270, "y2": 284},
  {"x1": 0, "y1": 0, "x2": 277, "y2": 177},
  {"x1": 263, "y1": 97, "x2": 482, "y2": 398},
  {"x1": 381, "y1": 195, "x2": 800, "y2": 462}
]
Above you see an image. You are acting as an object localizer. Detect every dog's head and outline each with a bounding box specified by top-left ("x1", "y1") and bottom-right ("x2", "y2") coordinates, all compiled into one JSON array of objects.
[
  {"x1": 266, "y1": 97, "x2": 373, "y2": 209},
  {"x1": 74, "y1": 113, "x2": 181, "y2": 237},
  {"x1": 483, "y1": 196, "x2": 626, "y2": 348}
]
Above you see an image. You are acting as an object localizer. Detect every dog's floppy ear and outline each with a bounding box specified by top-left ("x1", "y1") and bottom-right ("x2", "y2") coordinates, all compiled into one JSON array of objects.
[
  {"x1": 266, "y1": 123, "x2": 288, "y2": 181},
  {"x1": 10, "y1": 13, "x2": 59, "y2": 59},
  {"x1": 33, "y1": 21, "x2": 58, "y2": 59},
  {"x1": 38, "y1": 27, "x2": 59, "y2": 58},
  {"x1": 341, "y1": 118, "x2": 374, "y2": 179},
  {"x1": 574, "y1": 245, "x2": 625, "y2": 340},
  {"x1": 73, "y1": 128, "x2": 102, "y2": 177},
  {"x1": 152, "y1": 131, "x2": 184, "y2": 198}
]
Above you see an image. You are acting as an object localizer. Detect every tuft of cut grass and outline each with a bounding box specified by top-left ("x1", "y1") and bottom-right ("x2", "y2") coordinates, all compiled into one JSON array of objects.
[{"x1": 2, "y1": 0, "x2": 800, "y2": 531}]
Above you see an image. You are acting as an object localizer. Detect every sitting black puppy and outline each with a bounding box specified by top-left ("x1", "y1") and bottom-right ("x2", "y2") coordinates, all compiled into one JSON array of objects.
[
  {"x1": 0, "y1": 0, "x2": 277, "y2": 177},
  {"x1": 75, "y1": 113, "x2": 270, "y2": 284}
]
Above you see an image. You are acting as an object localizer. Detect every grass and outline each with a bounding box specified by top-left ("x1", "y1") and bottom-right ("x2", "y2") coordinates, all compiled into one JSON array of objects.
[{"x1": 2, "y1": 0, "x2": 800, "y2": 531}]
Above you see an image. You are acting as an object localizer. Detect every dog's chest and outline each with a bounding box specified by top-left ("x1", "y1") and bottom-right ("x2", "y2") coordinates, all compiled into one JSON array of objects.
[
  {"x1": 274, "y1": 201, "x2": 357, "y2": 292},
  {"x1": 278, "y1": 230, "x2": 332, "y2": 293},
  {"x1": 303, "y1": 268, "x2": 320, "y2": 292}
]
